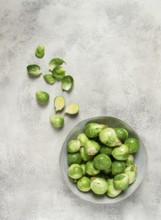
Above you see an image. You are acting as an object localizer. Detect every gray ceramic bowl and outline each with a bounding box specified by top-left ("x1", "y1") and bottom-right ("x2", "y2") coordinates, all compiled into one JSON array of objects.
[{"x1": 59, "y1": 116, "x2": 148, "y2": 204}]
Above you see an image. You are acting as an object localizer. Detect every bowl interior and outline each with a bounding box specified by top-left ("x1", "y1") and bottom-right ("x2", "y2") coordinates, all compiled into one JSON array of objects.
[{"x1": 59, "y1": 116, "x2": 148, "y2": 204}]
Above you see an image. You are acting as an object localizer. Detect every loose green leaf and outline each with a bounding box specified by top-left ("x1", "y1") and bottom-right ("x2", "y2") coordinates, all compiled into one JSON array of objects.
[
  {"x1": 49, "y1": 58, "x2": 66, "y2": 71},
  {"x1": 65, "y1": 103, "x2": 79, "y2": 115},
  {"x1": 61, "y1": 75, "x2": 74, "y2": 91},
  {"x1": 52, "y1": 66, "x2": 65, "y2": 80},
  {"x1": 54, "y1": 96, "x2": 65, "y2": 112},
  {"x1": 35, "y1": 45, "x2": 45, "y2": 58},
  {"x1": 50, "y1": 115, "x2": 64, "y2": 128},
  {"x1": 36, "y1": 91, "x2": 49, "y2": 105},
  {"x1": 43, "y1": 74, "x2": 55, "y2": 85},
  {"x1": 27, "y1": 64, "x2": 42, "y2": 77}
]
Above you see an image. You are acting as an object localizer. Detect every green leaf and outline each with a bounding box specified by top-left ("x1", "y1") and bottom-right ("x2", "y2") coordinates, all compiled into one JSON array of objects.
[
  {"x1": 61, "y1": 75, "x2": 74, "y2": 91},
  {"x1": 27, "y1": 64, "x2": 42, "y2": 77},
  {"x1": 43, "y1": 74, "x2": 55, "y2": 85},
  {"x1": 35, "y1": 45, "x2": 45, "y2": 58},
  {"x1": 49, "y1": 58, "x2": 66, "y2": 71}
]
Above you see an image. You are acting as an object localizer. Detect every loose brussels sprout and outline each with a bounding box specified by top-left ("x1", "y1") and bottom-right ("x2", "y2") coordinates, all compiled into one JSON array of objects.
[
  {"x1": 85, "y1": 123, "x2": 106, "y2": 138},
  {"x1": 68, "y1": 164, "x2": 83, "y2": 179},
  {"x1": 125, "y1": 138, "x2": 140, "y2": 153},
  {"x1": 125, "y1": 171, "x2": 136, "y2": 184},
  {"x1": 90, "y1": 177, "x2": 108, "y2": 195},
  {"x1": 67, "y1": 153, "x2": 82, "y2": 165},
  {"x1": 35, "y1": 45, "x2": 45, "y2": 58},
  {"x1": 86, "y1": 161, "x2": 100, "y2": 176},
  {"x1": 50, "y1": 115, "x2": 64, "y2": 128},
  {"x1": 49, "y1": 58, "x2": 66, "y2": 71},
  {"x1": 84, "y1": 140, "x2": 100, "y2": 156},
  {"x1": 80, "y1": 147, "x2": 93, "y2": 162},
  {"x1": 107, "y1": 179, "x2": 122, "y2": 198},
  {"x1": 100, "y1": 145, "x2": 112, "y2": 156},
  {"x1": 113, "y1": 173, "x2": 129, "y2": 190},
  {"x1": 54, "y1": 96, "x2": 65, "y2": 112},
  {"x1": 52, "y1": 66, "x2": 65, "y2": 80},
  {"x1": 67, "y1": 140, "x2": 81, "y2": 153},
  {"x1": 61, "y1": 75, "x2": 74, "y2": 91},
  {"x1": 65, "y1": 103, "x2": 79, "y2": 115},
  {"x1": 43, "y1": 74, "x2": 55, "y2": 85},
  {"x1": 126, "y1": 154, "x2": 134, "y2": 166},
  {"x1": 99, "y1": 128, "x2": 122, "y2": 147},
  {"x1": 27, "y1": 64, "x2": 42, "y2": 77},
  {"x1": 112, "y1": 144, "x2": 129, "y2": 161},
  {"x1": 124, "y1": 164, "x2": 137, "y2": 172},
  {"x1": 93, "y1": 154, "x2": 112, "y2": 171},
  {"x1": 36, "y1": 91, "x2": 49, "y2": 105},
  {"x1": 80, "y1": 164, "x2": 86, "y2": 175},
  {"x1": 77, "y1": 176, "x2": 91, "y2": 192},
  {"x1": 112, "y1": 161, "x2": 126, "y2": 175},
  {"x1": 77, "y1": 133, "x2": 89, "y2": 146},
  {"x1": 114, "y1": 127, "x2": 128, "y2": 142}
]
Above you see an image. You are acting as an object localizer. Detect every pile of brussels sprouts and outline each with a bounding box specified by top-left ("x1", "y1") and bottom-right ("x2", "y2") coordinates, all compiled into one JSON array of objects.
[{"x1": 67, "y1": 122, "x2": 140, "y2": 197}]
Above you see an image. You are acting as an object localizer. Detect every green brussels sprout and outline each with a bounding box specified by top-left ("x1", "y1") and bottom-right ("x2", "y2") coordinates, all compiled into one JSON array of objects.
[
  {"x1": 114, "y1": 127, "x2": 128, "y2": 142},
  {"x1": 52, "y1": 66, "x2": 65, "y2": 80},
  {"x1": 124, "y1": 164, "x2": 137, "y2": 172},
  {"x1": 54, "y1": 96, "x2": 65, "y2": 112},
  {"x1": 27, "y1": 64, "x2": 42, "y2": 77},
  {"x1": 80, "y1": 147, "x2": 93, "y2": 162},
  {"x1": 100, "y1": 145, "x2": 112, "y2": 156},
  {"x1": 126, "y1": 154, "x2": 134, "y2": 166},
  {"x1": 43, "y1": 74, "x2": 55, "y2": 85},
  {"x1": 85, "y1": 123, "x2": 106, "y2": 138},
  {"x1": 112, "y1": 144, "x2": 129, "y2": 161},
  {"x1": 65, "y1": 103, "x2": 79, "y2": 115},
  {"x1": 99, "y1": 128, "x2": 122, "y2": 147},
  {"x1": 67, "y1": 140, "x2": 81, "y2": 153},
  {"x1": 69, "y1": 177, "x2": 77, "y2": 184},
  {"x1": 84, "y1": 140, "x2": 100, "y2": 156},
  {"x1": 68, "y1": 164, "x2": 83, "y2": 179},
  {"x1": 113, "y1": 173, "x2": 129, "y2": 190},
  {"x1": 103, "y1": 166, "x2": 111, "y2": 174},
  {"x1": 61, "y1": 75, "x2": 74, "y2": 92},
  {"x1": 49, "y1": 58, "x2": 66, "y2": 71},
  {"x1": 80, "y1": 164, "x2": 86, "y2": 175},
  {"x1": 125, "y1": 171, "x2": 136, "y2": 184},
  {"x1": 107, "y1": 179, "x2": 122, "y2": 198},
  {"x1": 90, "y1": 177, "x2": 108, "y2": 195},
  {"x1": 50, "y1": 115, "x2": 64, "y2": 128},
  {"x1": 67, "y1": 153, "x2": 82, "y2": 165},
  {"x1": 36, "y1": 91, "x2": 49, "y2": 105},
  {"x1": 93, "y1": 154, "x2": 112, "y2": 171},
  {"x1": 35, "y1": 45, "x2": 45, "y2": 58},
  {"x1": 125, "y1": 138, "x2": 140, "y2": 153},
  {"x1": 112, "y1": 161, "x2": 126, "y2": 175},
  {"x1": 77, "y1": 133, "x2": 89, "y2": 146},
  {"x1": 85, "y1": 161, "x2": 100, "y2": 176},
  {"x1": 77, "y1": 176, "x2": 91, "y2": 192}
]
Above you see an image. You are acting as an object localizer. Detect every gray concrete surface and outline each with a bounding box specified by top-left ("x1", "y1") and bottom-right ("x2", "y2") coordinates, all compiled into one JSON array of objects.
[{"x1": 0, "y1": 0, "x2": 161, "y2": 219}]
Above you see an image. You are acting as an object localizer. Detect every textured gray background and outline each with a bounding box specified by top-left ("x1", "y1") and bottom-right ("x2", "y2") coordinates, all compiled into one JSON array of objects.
[{"x1": 0, "y1": 0, "x2": 161, "y2": 219}]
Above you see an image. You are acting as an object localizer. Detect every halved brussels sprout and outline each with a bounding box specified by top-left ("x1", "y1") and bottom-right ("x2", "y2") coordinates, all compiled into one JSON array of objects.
[
  {"x1": 113, "y1": 173, "x2": 129, "y2": 190},
  {"x1": 43, "y1": 74, "x2": 55, "y2": 85},
  {"x1": 99, "y1": 128, "x2": 122, "y2": 147},
  {"x1": 50, "y1": 115, "x2": 64, "y2": 128},
  {"x1": 112, "y1": 161, "x2": 126, "y2": 175},
  {"x1": 35, "y1": 45, "x2": 45, "y2": 58},
  {"x1": 67, "y1": 153, "x2": 82, "y2": 165},
  {"x1": 65, "y1": 103, "x2": 79, "y2": 115},
  {"x1": 93, "y1": 154, "x2": 112, "y2": 171},
  {"x1": 49, "y1": 58, "x2": 66, "y2": 71},
  {"x1": 125, "y1": 138, "x2": 140, "y2": 153},
  {"x1": 90, "y1": 177, "x2": 108, "y2": 195},
  {"x1": 80, "y1": 147, "x2": 93, "y2": 162},
  {"x1": 107, "y1": 179, "x2": 122, "y2": 198},
  {"x1": 54, "y1": 96, "x2": 65, "y2": 112},
  {"x1": 112, "y1": 144, "x2": 129, "y2": 161},
  {"x1": 85, "y1": 161, "x2": 100, "y2": 176},
  {"x1": 67, "y1": 164, "x2": 83, "y2": 179},
  {"x1": 80, "y1": 164, "x2": 86, "y2": 175},
  {"x1": 77, "y1": 176, "x2": 91, "y2": 192},
  {"x1": 100, "y1": 145, "x2": 112, "y2": 156},
  {"x1": 114, "y1": 127, "x2": 128, "y2": 142},
  {"x1": 27, "y1": 64, "x2": 42, "y2": 77},
  {"x1": 85, "y1": 123, "x2": 106, "y2": 138},
  {"x1": 61, "y1": 75, "x2": 74, "y2": 91},
  {"x1": 67, "y1": 140, "x2": 81, "y2": 153},
  {"x1": 84, "y1": 140, "x2": 100, "y2": 156},
  {"x1": 77, "y1": 133, "x2": 89, "y2": 146},
  {"x1": 52, "y1": 66, "x2": 65, "y2": 80},
  {"x1": 126, "y1": 154, "x2": 134, "y2": 167},
  {"x1": 36, "y1": 91, "x2": 49, "y2": 105}
]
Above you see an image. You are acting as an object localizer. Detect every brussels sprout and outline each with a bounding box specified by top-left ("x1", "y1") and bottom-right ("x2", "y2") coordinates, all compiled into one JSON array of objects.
[
  {"x1": 50, "y1": 115, "x2": 64, "y2": 128},
  {"x1": 80, "y1": 164, "x2": 86, "y2": 175},
  {"x1": 90, "y1": 177, "x2": 108, "y2": 195},
  {"x1": 100, "y1": 145, "x2": 112, "y2": 156},
  {"x1": 54, "y1": 96, "x2": 65, "y2": 112},
  {"x1": 69, "y1": 177, "x2": 77, "y2": 184},
  {"x1": 107, "y1": 179, "x2": 122, "y2": 198},
  {"x1": 112, "y1": 144, "x2": 129, "y2": 161},
  {"x1": 86, "y1": 161, "x2": 100, "y2": 176},
  {"x1": 85, "y1": 123, "x2": 106, "y2": 138},
  {"x1": 125, "y1": 171, "x2": 136, "y2": 184},
  {"x1": 67, "y1": 153, "x2": 82, "y2": 165},
  {"x1": 84, "y1": 140, "x2": 100, "y2": 156},
  {"x1": 103, "y1": 166, "x2": 111, "y2": 174},
  {"x1": 49, "y1": 58, "x2": 66, "y2": 71},
  {"x1": 124, "y1": 164, "x2": 137, "y2": 172},
  {"x1": 77, "y1": 176, "x2": 91, "y2": 192},
  {"x1": 43, "y1": 74, "x2": 55, "y2": 85},
  {"x1": 125, "y1": 138, "x2": 140, "y2": 153},
  {"x1": 65, "y1": 103, "x2": 79, "y2": 115},
  {"x1": 67, "y1": 140, "x2": 81, "y2": 153},
  {"x1": 27, "y1": 64, "x2": 42, "y2": 77},
  {"x1": 112, "y1": 161, "x2": 126, "y2": 175},
  {"x1": 36, "y1": 91, "x2": 49, "y2": 105},
  {"x1": 68, "y1": 164, "x2": 83, "y2": 179},
  {"x1": 113, "y1": 173, "x2": 129, "y2": 190},
  {"x1": 35, "y1": 45, "x2": 45, "y2": 58},
  {"x1": 114, "y1": 127, "x2": 128, "y2": 142},
  {"x1": 61, "y1": 75, "x2": 74, "y2": 91},
  {"x1": 52, "y1": 66, "x2": 65, "y2": 80},
  {"x1": 99, "y1": 128, "x2": 122, "y2": 147},
  {"x1": 80, "y1": 147, "x2": 93, "y2": 162},
  {"x1": 93, "y1": 154, "x2": 112, "y2": 171},
  {"x1": 126, "y1": 154, "x2": 134, "y2": 166},
  {"x1": 77, "y1": 133, "x2": 89, "y2": 146}
]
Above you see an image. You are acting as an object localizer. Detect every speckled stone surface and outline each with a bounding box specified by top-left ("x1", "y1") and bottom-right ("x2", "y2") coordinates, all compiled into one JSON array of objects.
[{"x1": 0, "y1": 0, "x2": 161, "y2": 219}]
